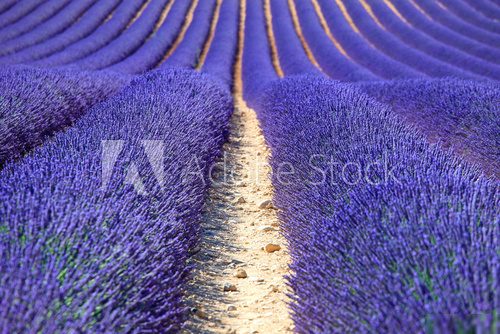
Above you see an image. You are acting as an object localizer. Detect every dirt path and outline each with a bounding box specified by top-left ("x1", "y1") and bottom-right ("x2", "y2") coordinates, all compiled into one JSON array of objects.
[{"x1": 182, "y1": 99, "x2": 293, "y2": 333}]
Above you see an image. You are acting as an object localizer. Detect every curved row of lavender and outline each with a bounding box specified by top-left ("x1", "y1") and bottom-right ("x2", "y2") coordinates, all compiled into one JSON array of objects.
[
  {"x1": 0, "y1": 65, "x2": 129, "y2": 167},
  {"x1": 0, "y1": 0, "x2": 237, "y2": 332},
  {"x1": 377, "y1": 0, "x2": 500, "y2": 64},
  {"x1": 258, "y1": 76, "x2": 498, "y2": 333},
  {"x1": 0, "y1": 0, "x2": 122, "y2": 64},
  {"x1": 359, "y1": 79, "x2": 500, "y2": 179},
  {"x1": 0, "y1": 68, "x2": 232, "y2": 332},
  {"x1": 410, "y1": 0, "x2": 500, "y2": 46},
  {"x1": 0, "y1": 0, "x2": 498, "y2": 332},
  {"x1": 241, "y1": 0, "x2": 499, "y2": 332}
]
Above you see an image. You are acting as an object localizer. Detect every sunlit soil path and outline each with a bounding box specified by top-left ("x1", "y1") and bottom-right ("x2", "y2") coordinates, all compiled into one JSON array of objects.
[
  {"x1": 183, "y1": 0, "x2": 293, "y2": 329},
  {"x1": 182, "y1": 100, "x2": 293, "y2": 333}
]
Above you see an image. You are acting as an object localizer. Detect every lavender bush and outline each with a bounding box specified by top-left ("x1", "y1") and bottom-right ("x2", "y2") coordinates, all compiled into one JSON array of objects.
[
  {"x1": 0, "y1": 65, "x2": 129, "y2": 166},
  {"x1": 360, "y1": 78, "x2": 500, "y2": 178},
  {"x1": 0, "y1": 0, "x2": 498, "y2": 332},
  {"x1": 0, "y1": 68, "x2": 232, "y2": 333},
  {"x1": 257, "y1": 76, "x2": 498, "y2": 333}
]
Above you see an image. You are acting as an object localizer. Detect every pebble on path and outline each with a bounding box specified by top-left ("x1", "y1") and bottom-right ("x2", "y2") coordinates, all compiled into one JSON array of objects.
[
  {"x1": 223, "y1": 283, "x2": 238, "y2": 292},
  {"x1": 264, "y1": 244, "x2": 281, "y2": 253},
  {"x1": 235, "y1": 268, "x2": 248, "y2": 278},
  {"x1": 258, "y1": 199, "x2": 273, "y2": 209}
]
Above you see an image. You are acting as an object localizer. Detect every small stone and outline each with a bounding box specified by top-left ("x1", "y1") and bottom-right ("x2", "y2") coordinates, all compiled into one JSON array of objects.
[
  {"x1": 197, "y1": 310, "x2": 208, "y2": 319},
  {"x1": 250, "y1": 277, "x2": 265, "y2": 283},
  {"x1": 270, "y1": 222, "x2": 279, "y2": 227},
  {"x1": 270, "y1": 285, "x2": 279, "y2": 292},
  {"x1": 235, "y1": 268, "x2": 248, "y2": 278},
  {"x1": 189, "y1": 245, "x2": 201, "y2": 254},
  {"x1": 236, "y1": 196, "x2": 246, "y2": 204},
  {"x1": 264, "y1": 243, "x2": 281, "y2": 253},
  {"x1": 194, "y1": 308, "x2": 208, "y2": 319},
  {"x1": 227, "y1": 305, "x2": 237, "y2": 311},
  {"x1": 259, "y1": 226, "x2": 277, "y2": 232},
  {"x1": 223, "y1": 283, "x2": 237, "y2": 292},
  {"x1": 258, "y1": 199, "x2": 273, "y2": 209}
]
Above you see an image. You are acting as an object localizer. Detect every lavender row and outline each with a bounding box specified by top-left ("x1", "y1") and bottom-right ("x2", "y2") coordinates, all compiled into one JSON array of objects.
[
  {"x1": 0, "y1": 0, "x2": 95, "y2": 57},
  {"x1": 408, "y1": 0, "x2": 500, "y2": 47},
  {"x1": 70, "y1": 0, "x2": 169, "y2": 71},
  {"x1": 257, "y1": 76, "x2": 498, "y2": 333},
  {"x1": 242, "y1": 0, "x2": 279, "y2": 106},
  {"x1": 297, "y1": 2, "x2": 425, "y2": 79},
  {"x1": 330, "y1": 0, "x2": 480, "y2": 79},
  {"x1": 110, "y1": 0, "x2": 193, "y2": 74},
  {"x1": 0, "y1": 0, "x2": 70, "y2": 44},
  {"x1": 201, "y1": 0, "x2": 239, "y2": 86},
  {"x1": 294, "y1": 0, "x2": 376, "y2": 81},
  {"x1": 385, "y1": 0, "x2": 500, "y2": 65},
  {"x1": 0, "y1": 65, "x2": 129, "y2": 167},
  {"x1": 32, "y1": 0, "x2": 145, "y2": 67},
  {"x1": 440, "y1": 0, "x2": 500, "y2": 34},
  {"x1": 0, "y1": 0, "x2": 120, "y2": 65},
  {"x1": 0, "y1": 68, "x2": 232, "y2": 333},
  {"x1": 0, "y1": 0, "x2": 44, "y2": 30},
  {"x1": 463, "y1": 0, "x2": 500, "y2": 20},
  {"x1": 0, "y1": 0, "x2": 17, "y2": 16},
  {"x1": 359, "y1": 78, "x2": 500, "y2": 179},
  {"x1": 163, "y1": 0, "x2": 217, "y2": 69},
  {"x1": 362, "y1": 0, "x2": 500, "y2": 80},
  {"x1": 270, "y1": 0, "x2": 322, "y2": 76}
]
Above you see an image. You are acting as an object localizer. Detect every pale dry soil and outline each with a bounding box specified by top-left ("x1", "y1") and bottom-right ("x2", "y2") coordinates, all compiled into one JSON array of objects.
[{"x1": 182, "y1": 102, "x2": 293, "y2": 334}]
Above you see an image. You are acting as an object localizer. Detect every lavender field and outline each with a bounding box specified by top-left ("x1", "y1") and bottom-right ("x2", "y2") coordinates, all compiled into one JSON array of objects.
[{"x1": 0, "y1": 0, "x2": 498, "y2": 333}]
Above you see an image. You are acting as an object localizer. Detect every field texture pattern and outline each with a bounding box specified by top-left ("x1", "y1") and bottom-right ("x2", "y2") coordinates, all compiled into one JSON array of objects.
[{"x1": 0, "y1": 0, "x2": 498, "y2": 333}]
